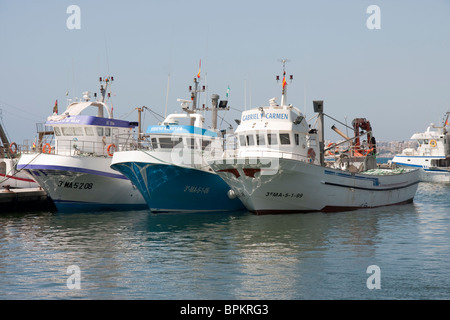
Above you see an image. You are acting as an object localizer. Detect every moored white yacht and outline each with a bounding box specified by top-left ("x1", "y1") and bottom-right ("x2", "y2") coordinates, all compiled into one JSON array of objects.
[
  {"x1": 207, "y1": 62, "x2": 420, "y2": 214},
  {"x1": 110, "y1": 76, "x2": 245, "y2": 213},
  {"x1": 392, "y1": 113, "x2": 450, "y2": 183},
  {"x1": 17, "y1": 77, "x2": 147, "y2": 212}
]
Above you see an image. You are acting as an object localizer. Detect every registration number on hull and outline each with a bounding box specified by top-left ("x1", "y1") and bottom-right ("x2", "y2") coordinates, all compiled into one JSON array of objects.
[
  {"x1": 57, "y1": 181, "x2": 94, "y2": 189},
  {"x1": 265, "y1": 192, "x2": 303, "y2": 198}
]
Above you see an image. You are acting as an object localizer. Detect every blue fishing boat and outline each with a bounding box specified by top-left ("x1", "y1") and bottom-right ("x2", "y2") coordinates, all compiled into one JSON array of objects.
[{"x1": 110, "y1": 76, "x2": 245, "y2": 213}]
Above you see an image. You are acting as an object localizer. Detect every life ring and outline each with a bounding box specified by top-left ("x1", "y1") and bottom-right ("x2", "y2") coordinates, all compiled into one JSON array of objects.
[
  {"x1": 430, "y1": 139, "x2": 437, "y2": 148},
  {"x1": 42, "y1": 143, "x2": 52, "y2": 154},
  {"x1": 9, "y1": 142, "x2": 18, "y2": 154},
  {"x1": 307, "y1": 148, "x2": 316, "y2": 163},
  {"x1": 107, "y1": 144, "x2": 116, "y2": 157}
]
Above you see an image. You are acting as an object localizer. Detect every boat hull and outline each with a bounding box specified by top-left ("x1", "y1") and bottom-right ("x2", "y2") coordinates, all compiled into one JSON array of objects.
[
  {"x1": 17, "y1": 153, "x2": 147, "y2": 212},
  {"x1": 1, "y1": 158, "x2": 39, "y2": 189},
  {"x1": 111, "y1": 151, "x2": 245, "y2": 213},
  {"x1": 392, "y1": 156, "x2": 450, "y2": 183},
  {"x1": 208, "y1": 157, "x2": 420, "y2": 214}
]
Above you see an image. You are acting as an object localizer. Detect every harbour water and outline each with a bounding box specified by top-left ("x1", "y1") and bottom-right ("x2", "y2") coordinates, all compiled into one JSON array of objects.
[{"x1": 1, "y1": 167, "x2": 449, "y2": 301}]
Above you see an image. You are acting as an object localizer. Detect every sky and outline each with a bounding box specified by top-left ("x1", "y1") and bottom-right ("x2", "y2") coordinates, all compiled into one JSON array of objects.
[{"x1": 1, "y1": 0, "x2": 450, "y2": 146}]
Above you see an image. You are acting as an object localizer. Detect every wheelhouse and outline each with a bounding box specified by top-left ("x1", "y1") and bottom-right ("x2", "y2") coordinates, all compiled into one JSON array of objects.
[{"x1": 45, "y1": 107, "x2": 137, "y2": 157}]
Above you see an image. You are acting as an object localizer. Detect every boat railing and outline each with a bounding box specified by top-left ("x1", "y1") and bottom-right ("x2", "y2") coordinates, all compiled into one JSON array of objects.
[
  {"x1": 115, "y1": 133, "x2": 154, "y2": 151},
  {"x1": 114, "y1": 132, "x2": 223, "y2": 170},
  {"x1": 1, "y1": 143, "x2": 35, "y2": 158},
  {"x1": 20, "y1": 137, "x2": 132, "y2": 157},
  {"x1": 51, "y1": 139, "x2": 113, "y2": 157},
  {"x1": 115, "y1": 133, "x2": 225, "y2": 155},
  {"x1": 214, "y1": 147, "x2": 312, "y2": 163}
]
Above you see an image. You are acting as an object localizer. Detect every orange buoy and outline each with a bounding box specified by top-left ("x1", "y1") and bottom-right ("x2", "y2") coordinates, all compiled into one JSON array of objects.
[
  {"x1": 9, "y1": 142, "x2": 18, "y2": 154},
  {"x1": 107, "y1": 144, "x2": 116, "y2": 157},
  {"x1": 42, "y1": 143, "x2": 52, "y2": 154}
]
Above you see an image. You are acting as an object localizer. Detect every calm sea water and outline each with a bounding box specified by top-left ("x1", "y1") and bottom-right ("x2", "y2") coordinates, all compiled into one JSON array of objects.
[{"x1": 1, "y1": 182, "x2": 449, "y2": 301}]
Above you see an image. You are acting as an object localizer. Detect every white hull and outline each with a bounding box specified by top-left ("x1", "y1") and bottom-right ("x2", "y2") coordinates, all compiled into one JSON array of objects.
[
  {"x1": 0, "y1": 158, "x2": 39, "y2": 189},
  {"x1": 18, "y1": 153, "x2": 146, "y2": 211},
  {"x1": 392, "y1": 156, "x2": 450, "y2": 183},
  {"x1": 209, "y1": 157, "x2": 420, "y2": 214},
  {"x1": 418, "y1": 169, "x2": 450, "y2": 183}
]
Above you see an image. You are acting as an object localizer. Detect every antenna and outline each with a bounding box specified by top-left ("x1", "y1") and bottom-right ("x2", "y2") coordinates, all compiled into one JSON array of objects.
[
  {"x1": 244, "y1": 79, "x2": 247, "y2": 111},
  {"x1": 276, "y1": 59, "x2": 293, "y2": 107},
  {"x1": 98, "y1": 76, "x2": 114, "y2": 118},
  {"x1": 187, "y1": 76, "x2": 205, "y2": 125},
  {"x1": 165, "y1": 73, "x2": 170, "y2": 118}
]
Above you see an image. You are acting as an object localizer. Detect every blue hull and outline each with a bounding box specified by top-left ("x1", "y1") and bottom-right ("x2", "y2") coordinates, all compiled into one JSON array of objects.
[{"x1": 111, "y1": 162, "x2": 245, "y2": 213}]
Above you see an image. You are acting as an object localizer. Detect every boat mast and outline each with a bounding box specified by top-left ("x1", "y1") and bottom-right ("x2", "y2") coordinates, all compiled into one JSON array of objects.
[
  {"x1": 188, "y1": 74, "x2": 205, "y2": 126},
  {"x1": 99, "y1": 76, "x2": 114, "y2": 118},
  {"x1": 278, "y1": 59, "x2": 292, "y2": 107},
  {"x1": 313, "y1": 100, "x2": 325, "y2": 166},
  {"x1": 443, "y1": 111, "x2": 450, "y2": 134}
]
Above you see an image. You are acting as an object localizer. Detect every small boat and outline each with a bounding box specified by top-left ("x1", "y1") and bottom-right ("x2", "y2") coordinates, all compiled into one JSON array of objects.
[
  {"x1": 17, "y1": 77, "x2": 147, "y2": 212},
  {"x1": 110, "y1": 75, "x2": 245, "y2": 213},
  {"x1": 392, "y1": 113, "x2": 450, "y2": 183},
  {"x1": 0, "y1": 123, "x2": 38, "y2": 189},
  {"x1": 207, "y1": 61, "x2": 420, "y2": 214}
]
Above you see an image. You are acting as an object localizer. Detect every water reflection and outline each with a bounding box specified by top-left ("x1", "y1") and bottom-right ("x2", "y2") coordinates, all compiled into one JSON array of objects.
[{"x1": 0, "y1": 182, "x2": 447, "y2": 299}]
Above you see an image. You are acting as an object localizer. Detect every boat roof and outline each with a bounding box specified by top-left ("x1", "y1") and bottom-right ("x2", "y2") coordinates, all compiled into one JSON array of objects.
[
  {"x1": 410, "y1": 125, "x2": 446, "y2": 140},
  {"x1": 146, "y1": 125, "x2": 218, "y2": 137},
  {"x1": 145, "y1": 111, "x2": 218, "y2": 137},
  {"x1": 48, "y1": 101, "x2": 111, "y2": 120},
  {"x1": 46, "y1": 114, "x2": 137, "y2": 128},
  {"x1": 236, "y1": 103, "x2": 305, "y2": 133},
  {"x1": 45, "y1": 101, "x2": 136, "y2": 128}
]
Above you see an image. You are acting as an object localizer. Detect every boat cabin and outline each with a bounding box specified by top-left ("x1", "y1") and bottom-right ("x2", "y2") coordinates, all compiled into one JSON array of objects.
[
  {"x1": 233, "y1": 98, "x2": 320, "y2": 164},
  {"x1": 141, "y1": 112, "x2": 223, "y2": 167},
  {"x1": 45, "y1": 101, "x2": 137, "y2": 157},
  {"x1": 401, "y1": 124, "x2": 450, "y2": 158}
]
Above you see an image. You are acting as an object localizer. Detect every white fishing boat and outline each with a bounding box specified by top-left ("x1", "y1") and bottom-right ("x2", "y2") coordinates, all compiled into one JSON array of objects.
[
  {"x1": 207, "y1": 62, "x2": 420, "y2": 214},
  {"x1": 0, "y1": 158, "x2": 38, "y2": 190},
  {"x1": 392, "y1": 113, "x2": 450, "y2": 183},
  {"x1": 0, "y1": 124, "x2": 38, "y2": 189},
  {"x1": 110, "y1": 76, "x2": 245, "y2": 213},
  {"x1": 17, "y1": 77, "x2": 147, "y2": 212}
]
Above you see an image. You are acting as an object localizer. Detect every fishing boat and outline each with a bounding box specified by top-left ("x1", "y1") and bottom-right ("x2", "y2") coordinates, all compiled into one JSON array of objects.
[
  {"x1": 391, "y1": 113, "x2": 450, "y2": 183},
  {"x1": 207, "y1": 61, "x2": 420, "y2": 214},
  {"x1": 0, "y1": 123, "x2": 38, "y2": 189},
  {"x1": 110, "y1": 75, "x2": 245, "y2": 213},
  {"x1": 17, "y1": 77, "x2": 147, "y2": 212}
]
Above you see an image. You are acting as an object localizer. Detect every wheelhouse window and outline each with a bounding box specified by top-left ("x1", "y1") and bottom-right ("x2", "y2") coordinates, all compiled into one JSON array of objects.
[
  {"x1": 280, "y1": 133, "x2": 290, "y2": 145},
  {"x1": 256, "y1": 134, "x2": 265, "y2": 146},
  {"x1": 61, "y1": 127, "x2": 75, "y2": 136},
  {"x1": 246, "y1": 135, "x2": 255, "y2": 146},
  {"x1": 159, "y1": 137, "x2": 182, "y2": 149},
  {"x1": 74, "y1": 127, "x2": 84, "y2": 136},
  {"x1": 85, "y1": 127, "x2": 95, "y2": 136},
  {"x1": 97, "y1": 127, "x2": 104, "y2": 136},
  {"x1": 105, "y1": 127, "x2": 111, "y2": 137},
  {"x1": 295, "y1": 133, "x2": 299, "y2": 145},
  {"x1": 267, "y1": 133, "x2": 277, "y2": 145},
  {"x1": 54, "y1": 127, "x2": 61, "y2": 136},
  {"x1": 187, "y1": 138, "x2": 196, "y2": 149},
  {"x1": 239, "y1": 135, "x2": 246, "y2": 147},
  {"x1": 201, "y1": 139, "x2": 211, "y2": 150},
  {"x1": 151, "y1": 137, "x2": 158, "y2": 148}
]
